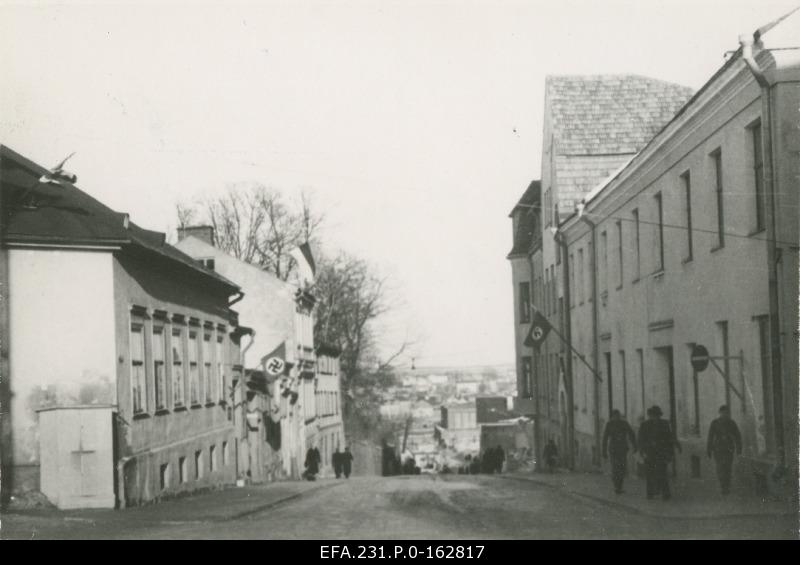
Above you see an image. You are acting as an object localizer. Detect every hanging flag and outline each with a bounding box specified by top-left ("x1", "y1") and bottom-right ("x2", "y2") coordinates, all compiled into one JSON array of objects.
[
  {"x1": 524, "y1": 310, "x2": 552, "y2": 347},
  {"x1": 290, "y1": 242, "x2": 316, "y2": 286},
  {"x1": 263, "y1": 341, "x2": 287, "y2": 377}
]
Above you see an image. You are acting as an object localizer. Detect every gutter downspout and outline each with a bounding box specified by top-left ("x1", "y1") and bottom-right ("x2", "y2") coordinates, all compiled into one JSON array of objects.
[
  {"x1": 579, "y1": 205, "x2": 602, "y2": 468},
  {"x1": 739, "y1": 34, "x2": 785, "y2": 475},
  {"x1": 552, "y1": 227, "x2": 575, "y2": 470}
]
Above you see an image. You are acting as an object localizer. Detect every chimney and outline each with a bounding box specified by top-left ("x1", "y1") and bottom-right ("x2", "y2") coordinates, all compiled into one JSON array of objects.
[{"x1": 177, "y1": 225, "x2": 215, "y2": 246}]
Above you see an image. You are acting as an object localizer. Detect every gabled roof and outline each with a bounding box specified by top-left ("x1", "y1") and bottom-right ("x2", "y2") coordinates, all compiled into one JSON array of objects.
[
  {"x1": 0, "y1": 145, "x2": 240, "y2": 293},
  {"x1": 508, "y1": 179, "x2": 541, "y2": 217},
  {"x1": 546, "y1": 74, "x2": 694, "y2": 155}
]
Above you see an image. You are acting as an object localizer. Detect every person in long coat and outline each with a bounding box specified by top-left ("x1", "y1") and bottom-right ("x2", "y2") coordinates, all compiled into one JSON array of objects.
[
  {"x1": 602, "y1": 409, "x2": 637, "y2": 494},
  {"x1": 707, "y1": 405, "x2": 742, "y2": 495},
  {"x1": 304, "y1": 446, "x2": 320, "y2": 481},
  {"x1": 332, "y1": 447, "x2": 344, "y2": 479},
  {"x1": 342, "y1": 446, "x2": 354, "y2": 478},
  {"x1": 637, "y1": 405, "x2": 680, "y2": 500}
]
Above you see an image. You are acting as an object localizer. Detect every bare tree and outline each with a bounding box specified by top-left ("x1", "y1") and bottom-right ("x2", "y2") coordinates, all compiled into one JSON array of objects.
[{"x1": 177, "y1": 183, "x2": 323, "y2": 281}]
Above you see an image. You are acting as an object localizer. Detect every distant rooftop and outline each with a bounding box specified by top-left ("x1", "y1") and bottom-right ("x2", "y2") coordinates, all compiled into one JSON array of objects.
[{"x1": 546, "y1": 74, "x2": 694, "y2": 156}]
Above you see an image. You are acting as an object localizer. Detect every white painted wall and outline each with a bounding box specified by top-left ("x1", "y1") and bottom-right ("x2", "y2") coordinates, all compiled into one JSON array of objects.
[
  {"x1": 175, "y1": 236, "x2": 296, "y2": 367},
  {"x1": 9, "y1": 248, "x2": 117, "y2": 465}
]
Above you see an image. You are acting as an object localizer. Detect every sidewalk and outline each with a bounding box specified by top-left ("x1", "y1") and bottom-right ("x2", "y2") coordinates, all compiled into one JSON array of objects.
[
  {"x1": 2, "y1": 478, "x2": 341, "y2": 532},
  {"x1": 503, "y1": 469, "x2": 799, "y2": 520}
]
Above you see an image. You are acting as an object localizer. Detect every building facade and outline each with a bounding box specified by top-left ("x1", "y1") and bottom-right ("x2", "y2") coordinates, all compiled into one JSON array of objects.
[
  {"x1": 560, "y1": 17, "x2": 799, "y2": 496},
  {"x1": 509, "y1": 14, "x2": 798, "y2": 498},
  {"x1": 1, "y1": 146, "x2": 244, "y2": 508}
]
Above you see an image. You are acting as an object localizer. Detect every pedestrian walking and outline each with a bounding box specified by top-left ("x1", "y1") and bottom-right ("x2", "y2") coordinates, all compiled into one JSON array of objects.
[
  {"x1": 637, "y1": 405, "x2": 681, "y2": 500},
  {"x1": 602, "y1": 409, "x2": 637, "y2": 494},
  {"x1": 342, "y1": 446, "x2": 354, "y2": 479},
  {"x1": 707, "y1": 405, "x2": 742, "y2": 496},
  {"x1": 542, "y1": 439, "x2": 559, "y2": 473},
  {"x1": 332, "y1": 447, "x2": 343, "y2": 479},
  {"x1": 303, "y1": 445, "x2": 320, "y2": 481},
  {"x1": 494, "y1": 445, "x2": 505, "y2": 474}
]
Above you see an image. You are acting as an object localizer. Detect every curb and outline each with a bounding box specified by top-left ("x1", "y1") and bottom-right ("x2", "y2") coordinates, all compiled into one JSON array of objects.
[
  {"x1": 498, "y1": 474, "x2": 797, "y2": 521},
  {"x1": 3, "y1": 481, "x2": 344, "y2": 527}
]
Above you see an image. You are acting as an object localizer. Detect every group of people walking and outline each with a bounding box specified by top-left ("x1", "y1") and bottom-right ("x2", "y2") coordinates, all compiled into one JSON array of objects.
[
  {"x1": 303, "y1": 445, "x2": 354, "y2": 481},
  {"x1": 602, "y1": 404, "x2": 742, "y2": 499},
  {"x1": 462, "y1": 445, "x2": 506, "y2": 475}
]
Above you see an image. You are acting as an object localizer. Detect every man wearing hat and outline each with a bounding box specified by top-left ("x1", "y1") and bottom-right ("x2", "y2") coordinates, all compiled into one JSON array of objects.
[
  {"x1": 707, "y1": 405, "x2": 742, "y2": 495},
  {"x1": 637, "y1": 405, "x2": 681, "y2": 500}
]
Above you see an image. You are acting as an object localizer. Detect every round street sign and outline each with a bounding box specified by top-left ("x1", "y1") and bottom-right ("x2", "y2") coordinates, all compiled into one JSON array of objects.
[{"x1": 691, "y1": 344, "x2": 710, "y2": 372}]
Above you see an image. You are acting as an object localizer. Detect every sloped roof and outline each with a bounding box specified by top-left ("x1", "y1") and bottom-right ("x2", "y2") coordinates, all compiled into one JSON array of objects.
[
  {"x1": 0, "y1": 145, "x2": 239, "y2": 292},
  {"x1": 547, "y1": 74, "x2": 694, "y2": 155}
]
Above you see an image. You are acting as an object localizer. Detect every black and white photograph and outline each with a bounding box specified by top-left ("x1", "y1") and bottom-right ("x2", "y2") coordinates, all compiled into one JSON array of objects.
[{"x1": 0, "y1": 0, "x2": 798, "y2": 542}]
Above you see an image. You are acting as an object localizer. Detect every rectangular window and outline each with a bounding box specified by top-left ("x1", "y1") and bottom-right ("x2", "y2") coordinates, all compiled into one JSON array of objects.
[
  {"x1": 616, "y1": 220, "x2": 623, "y2": 288},
  {"x1": 520, "y1": 356, "x2": 532, "y2": 398},
  {"x1": 632, "y1": 209, "x2": 640, "y2": 279},
  {"x1": 682, "y1": 172, "x2": 693, "y2": 262},
  {"x1": 160, "y1": 463, "x2": 169, "y2": 490},
  {"x1": 204, "y1": 332, "x2": 213, "y2": 404},
  {"x1": 153, "y1": 326, "x2": 167, "y2": 411},
  {"x1": 690, "y1": 343, "x2": 700, "y2": 435},
  {"x1": 216, "y1": 334, "x2": 225, "y2": 403},
  {"x1": 179, "y1": 456, "x2": 187, "y2": 483},
  {"x1": 189, "y1": 331, "x2": 200, "y2": 405},
  {"x1": 619, "y1": 350, "x2": 627, "y2": 417},
  {"x1": 519, "y1": 282, "x2": 531, "y2": 323},
  {"x1": 752, "y1": 123, "x2": 764, "y2": 231},
  {"x1": 716, "y1": 321, "x2": 731, "y2": 408},
  {"x1": 195, "y1": 450, "x2": 203, "y2": 480},
  {"x1": 222, "y1": 441, "x2": 229, "y2": 466},
  {"x1": 210, "y1": 445, "x2": 217, "y2": 473},
  {"x1": 569, "y1": 254, "x2": 575, "y2": 308},
  {"x1": 172, "y1": 328, "x2": 185, "y2": 407},
  {"x1": 600, "y1": 230, "x2": 608, "y2": 293},
  {"x1": 756, "y1": 316, "x2": 774, "y2": 453},
  {"x1": 131, "y1": 322, "x2": 147, "y2": 414},
  {"x1": 637, "y1": 349, "x2": 645, "y2": 424},
  {"x1": 712, "y1": 150, "x2": 725, "y2": 249},
  {"x1": 654, "y1": 192, "x2": 664, "y2": 272},
  {"x1": 577, "y1": 248, "x2": 584, "y2": 304}
]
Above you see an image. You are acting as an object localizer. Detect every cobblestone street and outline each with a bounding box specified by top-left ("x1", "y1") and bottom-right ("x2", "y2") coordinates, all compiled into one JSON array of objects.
[{"x1": 3, "y1": 475, "x2": 797, "y2": 540}]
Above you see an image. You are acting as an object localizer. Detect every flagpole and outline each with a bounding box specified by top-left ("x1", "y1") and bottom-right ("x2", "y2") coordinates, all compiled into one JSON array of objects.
[{"x1": 532, "y1": 308, "x2": 603, "y2": 383}]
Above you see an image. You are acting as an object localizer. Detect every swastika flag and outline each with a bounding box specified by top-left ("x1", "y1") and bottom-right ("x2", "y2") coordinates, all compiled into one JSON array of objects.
[
  {"x1": 524, "y1": 310, "x2": 552, "y2": 347},
  {"x1": 264, "y1": 342, "x2": 287, "y2": 377}
]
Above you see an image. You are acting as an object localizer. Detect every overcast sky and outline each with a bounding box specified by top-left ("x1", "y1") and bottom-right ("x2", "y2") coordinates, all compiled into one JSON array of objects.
[{"x1": 2, "y1": 0, "x2": 797, "y2": 368}]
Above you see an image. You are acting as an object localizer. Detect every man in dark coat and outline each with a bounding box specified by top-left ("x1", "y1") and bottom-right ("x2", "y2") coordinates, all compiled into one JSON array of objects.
[
  {"x1": 707, "y1": 405, "x2": 742, "y2": 495},
  {"x1": 342, "y1": 446, "x2": 354, "y2": 478},
  {"x1": 304, "y1": 446, "x2": 321, "y2": 481},
  {"x1": 494, "y1": 445, "x2": 506, "y2": 474},
  {"x1": 332, "y1": 447, "x2": 343, "y2": 479},
  {"x1": 602, "y1": 409, "x2": 637, "y2": 494},
  {"x1": 542, "y1": 439, "x2": 559, "y2": 473},
  {"x1": 637, "y1": 405, "x2": 680, "y2": 500}
]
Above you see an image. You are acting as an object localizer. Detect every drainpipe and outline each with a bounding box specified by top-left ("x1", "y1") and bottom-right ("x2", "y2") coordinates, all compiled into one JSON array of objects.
[
  {"x1": 552, "y1": 228, "x2": 575, "y2": 470},
  {"x1": 579, "y1": 205, "x2": 602, "y2": 467},
  {"x1": 116, "y1": 456, "x2": 134, "y2": 509},
  {"x1": 739, "y1": 34, "x2": 785, "y2": 475}
]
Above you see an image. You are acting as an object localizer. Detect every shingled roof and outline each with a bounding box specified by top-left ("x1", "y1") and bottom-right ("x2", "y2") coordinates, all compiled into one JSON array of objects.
[
  {"x1": 547, "y1": 75, "x2": 694, "y2": 155},
  {"x1": 0, "y1": 145, "x2": 240, "y2": 293}
]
